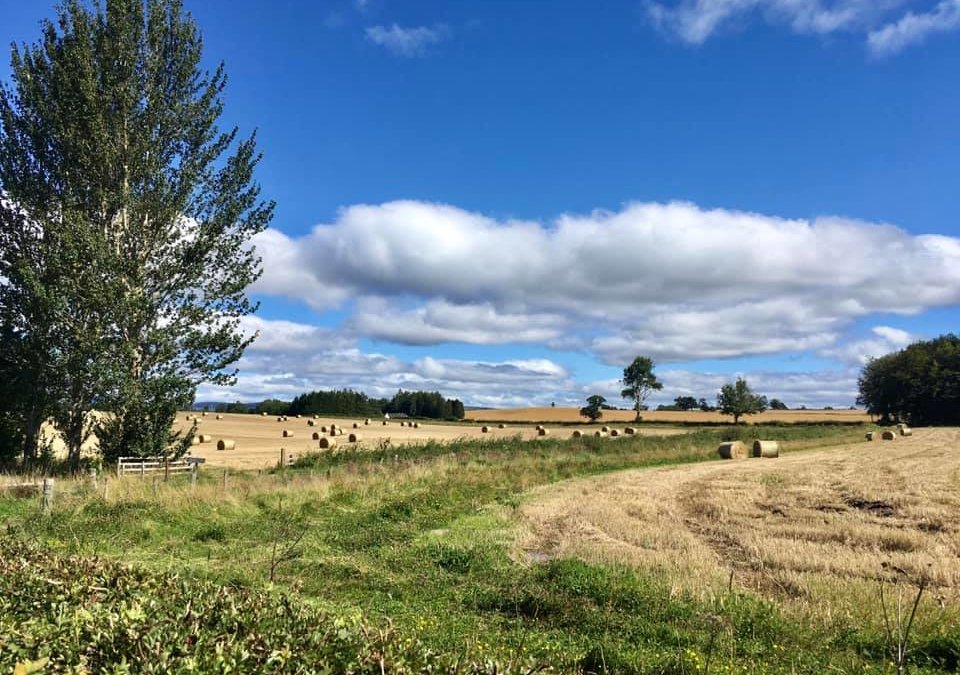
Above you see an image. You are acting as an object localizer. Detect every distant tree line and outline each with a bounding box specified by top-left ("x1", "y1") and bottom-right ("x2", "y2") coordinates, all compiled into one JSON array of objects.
[
  {"x1": 241, "y1": 389, "x2": 466, "y2": 420},
  {"x1": 858, "y1": 334, "x2": 960, "y2": 425}
]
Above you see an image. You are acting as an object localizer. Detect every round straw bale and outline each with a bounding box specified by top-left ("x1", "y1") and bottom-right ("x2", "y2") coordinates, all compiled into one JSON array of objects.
[
  {"x1": 190, "y1": 435, "x2": 201, "y2": 445},
  {"x1": 900, "y1": 426, "x2": 913, "y2": 437},
  {"x1": 717, "y1": 441, "x2": 747, "y2": 460},
  {"x1": 498, "y1": 423, "x2": 506, "y2": 429},
  {"x1": 353, "y1": 422, "x2": 359, "y2": 429},
  {"x1": 571, "y1": 430, "x2": 583, "y2": 438},
  {"x1": 601, "y1": 425, "x2": 610, "y2": 432},
  {"x1": 216, "y1": 439, "x2": 235, "y2": 451},
  {"x1": 881, "y1": 430, "x2": 896, "y2": 441},
  {"x1": 261, "y1": 411, "x2": 267, "y2": 416},
  {"x1": 896, "y1": 422, "x2": 905, "y2": 430},
  {"x1": 413, "y1": 422, "x2": 420, "y2": 428},
  {"x1": 202, "y1": 411, "x2": 207, "y2": 417},
  {"x1": 277, "y1": 416, "x2": 283, "y2": 422},
  {"x1": 282, "y1": 429, "x2": 294, "y2": 438},
  {"x1": 295, "y1": 415, "x2": 301, "y2": 419},
  {"x1": 481, "y1": 426, "x2": 490, "y2": 433},
  {"x1": 538, "y1": 428, "x2": 549, "y2": 436},
  {"x1": 609, "y1": 429, "x2": 620, "y2": 437},
  {"x1": 348, "y1": 432, "x2": 361, "y2": 443},
  {"x1": 318, "y1": 437, "x2": 336, "y2": 449},
  {"x1": 594, "y1": 430, "x2": 608, "y2": 438},
  {"x1": 865, "y1": 431, "x2": 875, "y2": 441},
  {"x1": 321, "y1": 425, "x2": 328, "y2": 433},
  {"x1": 365, "y1": 418, "x2": 371, "y2": 425},
  {"x1": 535, "y1": 424, "x2": 544, "y2": 432},
  {"x1": 215, "y1": 414, "x2": 223, "y2": 420},
  {"x1": 198, "y1": 434, "x2": 213, "y2": 443},
  {"x1": 312, "y1": 431, "x2": 321, "y2": 440},
  {"x1": 382, "y1": 420, "x2": 388, "y2": 426},
  {"x1": 331, "y1": 428, "x2": 343, "y2": 437},
  {"x1": 307, "y1": 419, "x2": 315, "y2": 426},
  {"x1": 624, "y1": 427, "x2": 637, "y2": 435},
  {"x1": 752, "y1": 440, "x2": 780, "y2": 458},
  {"x1": 400, "y1": 421, "x2": 406, "y2": 427}
]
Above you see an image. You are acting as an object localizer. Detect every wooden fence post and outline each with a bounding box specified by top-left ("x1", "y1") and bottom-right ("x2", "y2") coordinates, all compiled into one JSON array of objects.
[
  {"x1": 89, "y1": 468, "x2": 98, "y2": 491},
  {"x1": 41, "y1": 477, "x2": 54, "y2": 514},
  {"x1": 191, "y1": 463, "x2": 198, "y2": 491},
  {"x1": 222, "y1": 468, "x2": 228, "y2": 491},
  {"x1": 164, "y1": 457, "x2": 170, "y2": 482},
  {"x1": 280, "y1": 447, "x2": 287, "y2": 468}
]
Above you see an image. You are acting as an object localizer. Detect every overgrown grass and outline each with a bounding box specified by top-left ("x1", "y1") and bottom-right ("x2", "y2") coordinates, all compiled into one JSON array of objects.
[{"x1": 4, "y1": 425, "x2": 955, "y2": 672}]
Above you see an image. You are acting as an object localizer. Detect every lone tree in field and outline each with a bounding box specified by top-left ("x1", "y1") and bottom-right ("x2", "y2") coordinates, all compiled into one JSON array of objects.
[
  {"x1": 580, "y1": 394, "x2": 606, "y2": 423},
  {"x1": 717, "y1": 377, "x2": 767, "y2": 425},
  {"x1": 0, "y1": 0, "x2": 273, "y2": 463},
  {"x1": 621, "y1": 356, "x2": 663, "y2": 422}
]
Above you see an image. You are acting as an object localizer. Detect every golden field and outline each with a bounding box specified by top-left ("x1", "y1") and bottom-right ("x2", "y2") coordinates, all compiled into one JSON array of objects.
[
  {"x1": 467, "y1": 405, "x2": 872, "y2": 424},
  {"x1": 175, "y1": 412, "x2": 688, "y2": 469}
]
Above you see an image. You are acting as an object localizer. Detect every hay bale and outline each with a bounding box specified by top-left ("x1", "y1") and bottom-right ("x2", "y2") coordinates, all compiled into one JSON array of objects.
[
  {"x1": 382, "y1": 420, "x2": 388, "y2": 426},
  {"x1": 481, "y1": 426, "x2": 490, "y2": 433},
  {"x1": 198, "y1": 434, "x2": 213, "y2": 443},
  {"x1": 353, "y1": 422, "x2": 359, "y2": 429},
  {"x1": 307, "y1": 419, "x2": 315, "y2": 426},
  {"x1": 571, "y1": 430, "x2": 583, "y2": 438},
  {"x1": 312, "y1": 431, "x2": 321, "y2": 440},
  {"x1": 348, "y1": 432, "x2": 361, "y2": 443},
  {"x1": 624, "y1": 427, "x2": 637, "y2": 435},
  {"x1": 609, "y1": 428, "x2": 621, "y2": 437},
  {"x1": 318, "y1": 437, "x2": 336, "y2": 449},
  {"x1": 413, "y1": 422, "x2": 420, "y2": 428},
  {"x1": 400, "y1": 421, "x2": 406, "y2": 427},
  {"x1": 331, "y1": 428, "x2": 343, "y2": 437},
  {"x1": 282, "y1": 429, "x2": 294, "y2": 438},
  {"x1": 594, "y1": 430, "x2": 608, "y2": 438},
  {"x1": 752, "y1": 440, "x2": 780, "y2": 458},
  {"x1": 320, "y1": 425, "x2": 328, "y2": 433},
  {"x1": 865, "y1": 431, "x2": 875, "y2": 441},
  {"x1": 365, "y1": 418, "x2": 371, "y2": 425},
  {"x1": 215, "y1": 414, "x2": 223, "y2": 420},
  {"x1": 201, "y1": 411, "x2": 207, "y2": 417},
  {"x1": 601, "y1": 425, "x2": 610, "y2": 432},
  {"x1": 538, "y1": 428, "x2": 549, "y2": 436},
  {"x1": 216, "y1": 439, "x2": 235, "y2": 451},
  {"x1": 717, "y1": 441, "x2": 747, "y2": 460},
  {"x1": 881, "y1": 430, "x2": 896, "y2": 441},
  {"x1": 535, "y1": 425, "x2": 544, "y2": 432},
  {"x1": 498, "y1": 423, "x2": 506, "y2": 429},
  {"x1": 190, "y1": 435, "x2": 201, "y2": 446},
  {"x1": 277, "y1": 416, "x2": 283, "y2": 422},
  {"x1": 900, "y1": 426, "x2": 913, "y2": 437},
  {"x1": 261, "y1": 411, "x2": 267, "y2": 416},
  {"x1": 296, "y1": 414, "x2": 302, "y2": 419}
]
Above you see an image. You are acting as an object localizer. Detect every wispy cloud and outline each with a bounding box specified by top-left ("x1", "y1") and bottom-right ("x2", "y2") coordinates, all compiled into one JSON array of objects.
[
  {"x1": 647, "y1": 0, "x2": 959, "y2": 54},
  {"x1": 365, "y1": 23, "x2": 450, "y2": 56},
  {"x1": 868, "y1": 0, "x2": 960, "y2": 55}
]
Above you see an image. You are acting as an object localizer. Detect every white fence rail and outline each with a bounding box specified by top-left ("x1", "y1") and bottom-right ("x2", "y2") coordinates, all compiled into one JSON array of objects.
[{"x1": 116, "y1": 456, "x2": 200, "y2": 478}]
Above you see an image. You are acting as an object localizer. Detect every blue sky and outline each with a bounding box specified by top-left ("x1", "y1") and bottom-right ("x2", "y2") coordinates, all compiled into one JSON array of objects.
[{"x1": 2, "y1": 0, "x2": 959, "y2": 408}]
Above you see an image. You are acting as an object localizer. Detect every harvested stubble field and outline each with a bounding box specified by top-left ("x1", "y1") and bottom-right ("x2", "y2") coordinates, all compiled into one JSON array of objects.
[
  {"x1": 467, "y1": 406, "x2": 872, "y2": 424},
  {"x1": 176, "y1": 411, "x2": 688, "y2": 469},
  {"x1": 520, "y1": 427, "x2": 960, "y2": 617}
]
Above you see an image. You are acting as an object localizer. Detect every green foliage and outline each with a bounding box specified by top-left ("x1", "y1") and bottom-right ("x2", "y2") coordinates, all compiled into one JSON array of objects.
[
  {"x1": 769, "y1": 398, "x2": 789, "y2": 410},
  {"x1": 621, "y1": 355, "x2": 663, "y2": 421},
  {"x1": 288, "y1": 388, "x2": 385, "y2": 417},
  {"x1": 255, "y1": 398, "x2": 292, "y2": 416},
  {"x1": 0, "y1": 0, "x2": 272, "y2": 463},
  {"x1": 857, "y1": 334, "x2": 960, "y2": 425},
  {"x1": 383, "y1": 389, "x2": 465, "y2": 419},
  {"x1": 0, "y1": 538, "x2": 543, "y2": 674},
  {"x1": 673, "y1": 395, "x2": 700, "y2": 410},
  {"x1": 717, "y1": 377, "x2": 768, "y2": 424},
  {"x1": 580, "y1": 394, "x2": 607, "y2": 422}
]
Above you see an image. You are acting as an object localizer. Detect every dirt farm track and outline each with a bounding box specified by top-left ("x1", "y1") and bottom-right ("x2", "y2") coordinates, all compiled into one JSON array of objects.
[{"x1": 176, "y1": 412, "x2": 687, "y2": 470}]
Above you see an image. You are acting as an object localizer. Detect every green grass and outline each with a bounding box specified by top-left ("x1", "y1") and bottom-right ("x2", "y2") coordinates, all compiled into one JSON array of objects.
[{"x1": 3, "y1": 425, "x2": 956, "y2": 673}]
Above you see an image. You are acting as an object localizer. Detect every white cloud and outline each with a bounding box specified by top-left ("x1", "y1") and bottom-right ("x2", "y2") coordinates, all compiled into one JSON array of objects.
[
  {"x1": 867, "y1": 0, "x2": 960, "y2": 55},
  {"x1": 252, "y1": 200, "x2": 960, "y2": 364},
  {"x1": 819, "y1": 325, "x2": 915, "y2": 366},
  {"x1": 365, "y1": 24, "x2": 449, "y2": 56},
  {"x1": 200, "y1": 317, "x2": 575, "y2": 407},
  {"x1": 646, "y1": 0, "x2": 959, "y2": 53}
]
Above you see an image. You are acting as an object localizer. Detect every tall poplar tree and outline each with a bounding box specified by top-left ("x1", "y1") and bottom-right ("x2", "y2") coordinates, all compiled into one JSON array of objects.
[{"x1": 0, "y1": 0, "x2": 273, "y2": 463}]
